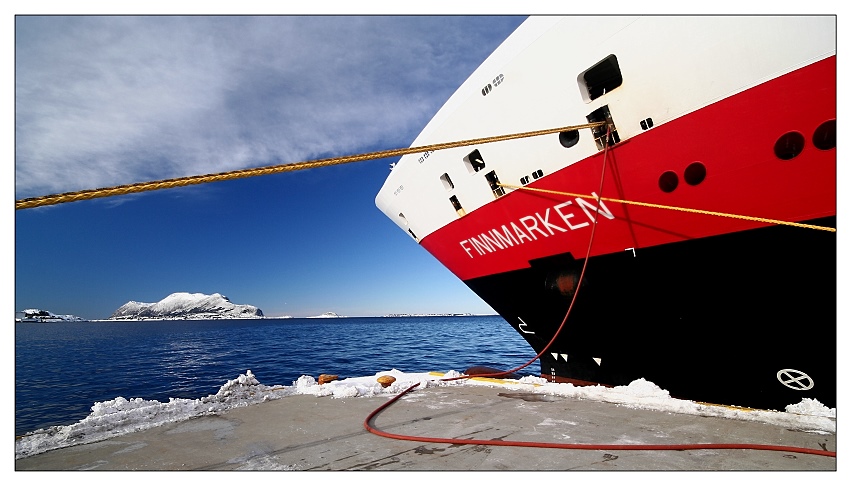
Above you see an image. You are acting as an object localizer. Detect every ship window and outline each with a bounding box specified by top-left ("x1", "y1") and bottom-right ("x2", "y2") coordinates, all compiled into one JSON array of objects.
[
  {"x1": 774, "y1": 131, "x2": 805, "y2": 160},
  {"x1": 813, "y1": 120, "x2": 836, "y2": 150},
  {"x1": 449, "y1": 195, "x2": 466, "y2": 217},
  {"x1": 659, "y1": 171, "x2": 678, "y2": 193},
  {"x1": 464, "y1": 149, "x2": 486, "y2": 173},
  {"x1": 520, "y1": 175, "x2": 530, "y2": 185},
  {"x1": 684, "y1": 162, "x2": 706, "y2": 186},
  {"x1": 485, "y1": 170, "x2": 506, "y2": 198},
  {"x1": 579, "y1": 54, "x2": 622, "y2": 103},
  {"x1": 440, "y1": 173, "x2": 455, "y2": 190},
  {"x1": 559, "y1": 129, "x2": 580, "y2": 148},
  {"x1": 532, "y1": 169, "x2": 544, "y2": 179}
]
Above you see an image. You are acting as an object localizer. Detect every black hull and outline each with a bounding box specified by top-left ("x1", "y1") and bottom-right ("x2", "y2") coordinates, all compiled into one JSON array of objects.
[{"x1": 465, "y1": 217, "x2": 836, "y2": 410}]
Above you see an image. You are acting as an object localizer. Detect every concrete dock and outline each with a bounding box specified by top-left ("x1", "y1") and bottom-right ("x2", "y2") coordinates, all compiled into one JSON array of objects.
[{"x1": 15, "y1": 384, "x2": 837, "y2": 471}]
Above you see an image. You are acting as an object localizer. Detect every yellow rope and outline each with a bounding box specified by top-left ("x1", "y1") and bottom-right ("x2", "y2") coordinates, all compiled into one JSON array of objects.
[
  {"x1": 15, "y1": 122, "x2": 606, "y2": 210},
  {"x1": 499, "y1": 183, "x2": 836, "y2": 233}
]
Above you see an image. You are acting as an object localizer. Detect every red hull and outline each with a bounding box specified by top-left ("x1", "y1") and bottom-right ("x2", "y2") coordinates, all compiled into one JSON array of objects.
[{"x1": 420, "y1": 57, "x2": 836, "y2": 282}]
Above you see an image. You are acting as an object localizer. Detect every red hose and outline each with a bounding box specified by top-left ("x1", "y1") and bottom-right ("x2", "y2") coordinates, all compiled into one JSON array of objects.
[
  {"x1": 364, "y1": 382, "x2": 836, "y2": 457},
  {"x1": 363, "y1": 129, "x2": 836, "y2": 459}
]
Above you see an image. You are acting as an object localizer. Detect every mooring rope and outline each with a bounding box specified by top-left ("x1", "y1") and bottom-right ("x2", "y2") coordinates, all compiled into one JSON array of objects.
[
  {"x1": 498, "y1": 183, "x2": 837, "y2": 233},
  {"x1": 15, "y1": 122, "x2": 607, "y2": 210}
]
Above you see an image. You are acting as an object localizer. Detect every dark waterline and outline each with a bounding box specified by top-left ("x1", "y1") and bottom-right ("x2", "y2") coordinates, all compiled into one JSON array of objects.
[{"x1": 15, "y1": 315, "x2": 535, "y2": 436}]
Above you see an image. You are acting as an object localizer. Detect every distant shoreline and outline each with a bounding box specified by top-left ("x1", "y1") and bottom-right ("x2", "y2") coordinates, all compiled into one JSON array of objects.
[{"x1": 19, "y1": 314, "x2": 499, "y2": 323}]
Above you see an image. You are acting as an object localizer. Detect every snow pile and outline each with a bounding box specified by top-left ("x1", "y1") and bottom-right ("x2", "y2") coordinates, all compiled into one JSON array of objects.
[
  {"x1": 14, "y1": 370, "x2": 290, "y2": 459},
  {"x1": 291, "y1": 369, "x2": 435, "y2": 398},
  {"x1": 14, "y1": 369, "x2": 432, "y2": 459},
  {"x1": 14, "y1": 369, "x2": 837, "y2": 460},
  {"x1": 786, "y1": 398, "x2": 836, "y2": 418}
]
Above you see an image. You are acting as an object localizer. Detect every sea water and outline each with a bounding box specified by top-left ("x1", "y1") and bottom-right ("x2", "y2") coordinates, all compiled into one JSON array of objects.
[{"x1": 15, "y1": 315, "x2": 533, "y2": 436}]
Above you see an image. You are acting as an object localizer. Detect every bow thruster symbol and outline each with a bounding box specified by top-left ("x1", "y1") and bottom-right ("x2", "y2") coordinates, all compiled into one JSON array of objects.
[{"x1": 776, "y1": 369, "x2": 814, "y2": 391}]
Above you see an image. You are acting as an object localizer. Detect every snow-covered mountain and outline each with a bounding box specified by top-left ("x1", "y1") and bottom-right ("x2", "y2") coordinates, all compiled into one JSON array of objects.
[
  {"x1": 16, "y1": 309, "x2": 85, "y2": 322},
  {"x1": 109, "y1": 292, "x2": 264, "y2": 320}
]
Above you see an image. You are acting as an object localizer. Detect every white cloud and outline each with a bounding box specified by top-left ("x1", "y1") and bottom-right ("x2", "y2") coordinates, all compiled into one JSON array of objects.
[{"x1": 15, "y1": 15, "x2": 525, "y2": 199}]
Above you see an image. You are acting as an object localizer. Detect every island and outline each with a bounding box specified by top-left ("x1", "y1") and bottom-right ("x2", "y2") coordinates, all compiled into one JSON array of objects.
[
  {"x1": 16, "y1": 309, "x2": 85, "y2": 322},
  {"x1": 109, "y1": 292, "x2": 264, "y2": 321}
]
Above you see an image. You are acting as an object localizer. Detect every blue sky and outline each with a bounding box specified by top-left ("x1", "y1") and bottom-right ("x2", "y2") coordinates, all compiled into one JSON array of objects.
[
  {"x1": 11, "y1": 5, "x2": 845, "y2": 321},
  {"x1": 13, "y1": 15, "x2": 529, "y2": 319}
]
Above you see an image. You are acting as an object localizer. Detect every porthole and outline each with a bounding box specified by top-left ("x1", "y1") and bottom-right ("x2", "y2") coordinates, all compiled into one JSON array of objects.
[
  {"x1": 659, "y1": 171, "x2": 678, "y2": 193},
  {"x1": 774, "y1": 131, "x2": 805, "y2": 160},
  {"x1": 559, "y1": 130, "x2": 580, "y2": 148},
  {"x1": 812, "y1": 120, "x2": 836, "y2": 151},
  {"x1": 684, "y1": 162, "x2": 706, "y2": 186}
]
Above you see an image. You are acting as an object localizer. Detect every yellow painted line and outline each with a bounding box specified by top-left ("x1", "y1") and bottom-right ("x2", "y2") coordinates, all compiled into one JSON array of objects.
[
  {"x1": 428, "y1": 371, "x2": 541, "y2": 387},
  {"x1": 694, "y1": 401, "x2": 764, "y2": 413}
]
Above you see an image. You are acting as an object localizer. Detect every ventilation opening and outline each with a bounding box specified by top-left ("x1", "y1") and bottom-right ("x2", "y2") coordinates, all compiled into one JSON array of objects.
[
  {"x1": 449, "y1": 195, "x2": 466, "y2": 217},
  {"x1": 464, "y1": 149, "x2": 486, "y2": 173},
  {"x1": 485, "y1": 170, "x2": 506, "y2": 198},
  {"x1": 579, "y1": 54, "x2": 622, "y2": 102},
  {"x1": 521, "y1": 169, "x2": 544, "y2": 186},
  {"x1": 587, "y1": 105, "x2": 619, "y2": 150},
  {"x1": 440, "y1": 173, "x2": 454, "y2": 190},
  {"x1": 398, "y1": 213, "x2": 408, "y2": 226}
]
